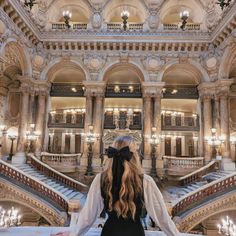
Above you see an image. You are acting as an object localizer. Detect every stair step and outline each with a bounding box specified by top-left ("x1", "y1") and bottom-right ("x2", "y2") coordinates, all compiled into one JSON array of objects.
[
  {"x1": 67, "y1": 192, "x2": 79, "y2": 199},
  {"x1": 64, "y1": 190, "x2": 74, "y2": 197}
]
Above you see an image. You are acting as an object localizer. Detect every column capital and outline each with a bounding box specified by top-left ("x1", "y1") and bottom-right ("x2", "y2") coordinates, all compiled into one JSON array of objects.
[
  {"x1": 215, "y1": 79, "x2": 234, "y2": 98},
  {"x1": 142, "y1": 82, "x2": 165, "y2": 98},
  {"x1": 198, "y1": 82, "x2": 215, "y2": 99},
  {"x1": 83, "y1": 81, "x2": 106, "y2": 97}
]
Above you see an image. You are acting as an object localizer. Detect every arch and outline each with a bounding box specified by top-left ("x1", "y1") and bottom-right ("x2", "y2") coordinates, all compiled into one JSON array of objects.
[
  {"x1": 158, "y1": 59, "x2": 210, "y2": 83},
  {"x1": 47, "y1": 0, "x2": 91, "y2": 23},
  {"x1": 40, "y1": 58, "x2": 90, "y2": 82},
  {"x1": 160, "y1": 0, "x2": 205, "y2": 25},
  {"x1": 177, "y1": 191, "x2": 236, "y2": 232},
  {"x1": 103, "y1": 0, "x2": 148, "y2": 23},
  {"x1": 219, "y1": 44, "x2": 236, "y2": 80},
  {"x1": 0, "y1": 38, "x2": 32, "y2": 77},
  {"x1": 98, "y1": 60, "x2": 148, "y2": 82},
  {"x1": 0, "y1": 179, "x2": 67, "y2": 226}
]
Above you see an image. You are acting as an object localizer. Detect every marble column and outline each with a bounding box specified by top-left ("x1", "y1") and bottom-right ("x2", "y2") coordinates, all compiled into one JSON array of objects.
[
  {"x1": 93, "y1": 95, "x2": 104, "y2": 158},
  {"x1": 220, "y1": 94, "x2": 230, "y2": 158},
  {"x1": 198, "y1": 98, "x2": 204, "y2": 157},
  {"x1": 203, "y1": 95, "x2": 212, "y2": 163},
  {"x1": 70, "y1": 134, "x2": 75, "y2": 154},
  {"x1": 61, "y1": 133, "x2": 65, "y2": 153},
  {"x1": 28, "y1": 92, "x2": 35, "y2": 124},
  {"x1": 143, "y1": 96, "x2": 152, "y2": 159},
  {"x1": 213, "y1": 95, "x2": 221, "y2": 134},
  {"x1": 35, "y1": 92, "x2": 46, "y2": 156},
  {"x1": 14, "y1": 87, "x2": 30, "y2": 164}
]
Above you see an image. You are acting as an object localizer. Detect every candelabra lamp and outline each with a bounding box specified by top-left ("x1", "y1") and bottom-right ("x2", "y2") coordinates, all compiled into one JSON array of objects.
[
  {"x1": 217, "y1": 216, "x2": 236, "y2": 235},
  {"x1": 24, "y1": 0, "x2": 37, "y2": 10},
  {"x1": 83, "y1": 125, "x2": 99, "y2": 176},
  {"x1": 206, "y1": 128, "x2": 225, "y2": 159},
  {"x1": 121, "y1": 10, "x2": 130, "y2": 31},
  {"x1": 7, "y1": 133, "x2": 18, "y2": 161},
  {"x1": 25, "y1": 124, "x2": 40, "y2": 153},
  {"x1": 216, "y1": 0, "x2": 232, "y2": 10},
  {"x1": 63, "y1": 10, "x2": 72, "y2": 29},
  {"x1": 149, "y1": 127, "x2": 160, "y2": 178},
  {"x1": 180, "y1": 10, "x2": 189, "y2": 30},
  {"x1": 0, "y1": 206, "x2": 22, "y2": 230}
]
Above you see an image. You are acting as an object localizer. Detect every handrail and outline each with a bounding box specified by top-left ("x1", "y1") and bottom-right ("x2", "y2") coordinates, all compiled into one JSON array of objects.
[
  {"x1": 178, "y1": 160, "x2": 218, "y2": 185},
  {"x1": 172, "y1": 172, "x2": 236, "y2": 216},
  {"x1": 28, "y1": 154, "x2": 88, "y2": 193},
  {"x1": 163, "y1": 156, "x2": 204, "y2": 161},
  {"x1": 41, "y1": 152, "x2": 82, "y2": 158},
  {"x1": 0, "y1": 159, "x2": 69, "y2": 211}
]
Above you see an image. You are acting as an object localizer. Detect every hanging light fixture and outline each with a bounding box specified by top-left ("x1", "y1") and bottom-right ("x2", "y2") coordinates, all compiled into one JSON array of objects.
[
  {"x1": 63, "y1": 10, "x2": 72, "y2": 29},
  {"x1": 180, "y1": 10, "x2": 189, "y2": 31},
  {"x1": 121, "y1": 10, "x2": 130, "y2": 31},
  {"x1": 216, "y1": 0, "x2": 232, "y2": 10},
  {"x1": 24, "y1": 0, "x2": 37, "y2": 10}
]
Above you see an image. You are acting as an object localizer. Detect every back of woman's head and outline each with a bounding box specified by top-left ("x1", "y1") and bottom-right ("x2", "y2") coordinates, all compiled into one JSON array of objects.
[{"x1": 102, "y1": 135, "x2": 143, "y2": 220}]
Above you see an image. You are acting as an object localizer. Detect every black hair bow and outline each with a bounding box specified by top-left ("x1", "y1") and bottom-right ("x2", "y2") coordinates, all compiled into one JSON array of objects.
[{"x1": 106, "y1": 146, "x2": 133, "y2": 204}]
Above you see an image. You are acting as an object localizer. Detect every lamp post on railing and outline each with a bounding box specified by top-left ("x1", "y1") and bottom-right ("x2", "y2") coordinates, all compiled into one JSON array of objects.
[
  {"x1": 25, "y1": 124, "x2": 40, "y2": 153},
  {"x1": 0, "y1": 206, "x2": 22, "y2": 229},
  {"x1": 8, "y1": 132, "x2": 18, "y2": 161},
  {"x1": 121, "y1": 10, "x2": 130, "y2": 30},
  {"x1": 206, "y1": 128, "x2": 225, "y2": 159},
  {"x1": 217, "y1": 215, "x2": 236, "y2": 235},
  {"x1": 180, "y1": 10, "x2": 189, "y2": 30},
  {"x1": 63, "y1": 10, "x2": 72, "y2": 29},
  {"x1": 149, "y1": 127, "x2": 160, "y2": 178},
  {"x1": 83, "y1": 125, "x2": 99, "y2": 176}
]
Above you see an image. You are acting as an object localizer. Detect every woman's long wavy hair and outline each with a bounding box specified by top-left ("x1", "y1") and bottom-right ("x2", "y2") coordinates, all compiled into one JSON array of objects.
[{"x1": 102, "y1": 136, "x2": 143, "y2": 220}]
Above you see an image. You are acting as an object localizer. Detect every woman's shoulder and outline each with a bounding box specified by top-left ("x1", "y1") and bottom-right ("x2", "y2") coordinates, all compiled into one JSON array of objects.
[{"x1": 143, "y1": 174, "x2": 156, "y2": 184}]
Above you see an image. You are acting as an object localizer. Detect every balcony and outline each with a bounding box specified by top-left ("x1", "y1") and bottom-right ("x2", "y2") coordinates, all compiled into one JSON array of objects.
[
  {"x1": 162, "y1": 86, "x2": 199, "y2": 99},
  {"x1": 105, "y1": 84, "x2": 142, "y2": 98},
  {"x1": 50, "y1": 83, "x2": 85, "y2": 97},
  {"x1": 52, "y1": 23, "x2": 88, "y2": 30},
  {"x1": 163, "y1": 23, "x2": 201, "y2": 31},
  {"x1": 48, "y1": 109, "x2": 85, "y2": 129},
  {"x1": 104, "y1": 110, "x2": 142, "y2": 130},
  {"x1": 107, "y1": 23, "x2": 144, "y2": 32},
  {"x1": 162, "y1": 114, "x2": 199, "y2": 132}
]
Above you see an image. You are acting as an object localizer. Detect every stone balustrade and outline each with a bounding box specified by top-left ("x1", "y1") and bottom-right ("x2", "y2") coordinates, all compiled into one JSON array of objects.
[
  {"x1": 52, "y1": 23, "x2": 88, "y2": 30},
  {"x1": 41, "y1": 152, "x2": 81, "y2": 173},
  {"x1": 163, "y1": 156, "x2": 204, "y2": 176},
  {"x1": 172, "y1": 172, "x2": 236, "y2": 216},
  {"x1": 178, "y1": 160, "x2": 219, "y2": 186},
  {"x1": 163, "y1": 23, "x2": 201, "y2": 31},
  {"x1": 107, "y1": 23, "x2": 144, "y2": 31},
  {"x1": 0, "y1": 159, "x2": 69, "y2": 211},
  {"x1": 28, "y1": 154, "x2": 87, "y2": 193}
]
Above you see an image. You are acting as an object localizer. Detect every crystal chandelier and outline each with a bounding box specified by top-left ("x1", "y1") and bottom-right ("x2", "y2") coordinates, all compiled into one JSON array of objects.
[
  {"x1": 0, "y1": 206, "x2": 22, "y2": 229},
  {"x1": 217, "y1": 216, "x2": 236, "y2": 235}
]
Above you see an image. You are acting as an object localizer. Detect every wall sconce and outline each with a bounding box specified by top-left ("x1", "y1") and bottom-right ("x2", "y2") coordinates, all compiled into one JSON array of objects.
[
  {"x1": 180, "y1": 10, "x2": 189, "y2": 30},
  {"x1": 63, "y1": 10, "x2": 72, "y2": 29},
  {"x1": 121, "y1": 10, "x2": 130, "y2": 31}
]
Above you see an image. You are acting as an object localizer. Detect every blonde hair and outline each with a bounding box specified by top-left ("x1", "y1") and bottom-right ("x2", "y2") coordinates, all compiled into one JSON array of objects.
[{"x1": 102, "y1": 136, "x2": 143, "y2": 220}]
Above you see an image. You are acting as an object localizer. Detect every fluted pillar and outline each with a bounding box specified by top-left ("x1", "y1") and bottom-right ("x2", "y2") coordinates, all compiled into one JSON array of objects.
[
  {"x1": 35, "y1": 91, "x2": 47, "y2": 156},
  {"x1": 220, "y1": 94, "x2": 230, "y2": 158},
  {"x1": 93, "y1": 95, "x2": 104, "y2": 158},
  {"x1": 143, "y1": 96, "x2": 152, "y2": 159},
  {"x1": 14, "y1": 85, "x2": 30, "y2": 163},
  {"x1": 203, "y1": 95, "x2": 213, "y2": 163}
]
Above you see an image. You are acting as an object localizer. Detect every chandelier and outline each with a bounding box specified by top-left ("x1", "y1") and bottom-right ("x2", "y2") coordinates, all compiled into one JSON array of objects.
[
  {"x1": 217, "y1": 216, "x2": 236, "y2": 235},
  {"x1": 216, "y1": 0, "x2": 232, "y2": 10},
  {"x1": 0, "y1": 206, "x2": 22, "y2": 229},
  {"x1": 24, "y1": 0, "x2": 37, "y2": 10}
]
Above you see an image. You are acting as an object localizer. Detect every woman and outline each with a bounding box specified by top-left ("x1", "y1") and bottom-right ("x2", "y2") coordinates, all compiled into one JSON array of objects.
[{"x1": 55, "y1": 136, "x2": 180, "y2": 236}]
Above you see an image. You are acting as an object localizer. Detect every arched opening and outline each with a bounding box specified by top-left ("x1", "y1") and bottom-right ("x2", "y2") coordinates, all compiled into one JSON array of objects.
[
  {"x1": 103, "y1": 63, "x2": 144, "y2": 150},
  {"x1": 161, "y1": 63, "x2": 201, "y2": 159},
  {"x1": 47, "y1": 62, "x2": 86, "y2": 154}
]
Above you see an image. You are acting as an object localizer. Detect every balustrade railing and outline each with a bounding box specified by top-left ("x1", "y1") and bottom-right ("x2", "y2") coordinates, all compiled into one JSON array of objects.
[
  {"x1": 172, "y1": 172, "x2": 236, "y2": 216},
  {"x1": 105, "y1": 84, "x2": 142, "y2": 98},
  {"x1": 163, "y1": 156, "x2": 204, "y2": 176},
  {"x1": 107, "y1": 23, "x2": 144, "y2": 31},
  {"x1": 28, "y1": 154, "x2": 87, "y2": 193},
  {"x1": 163, "y1": 23, "x2": 201, "y2": 31},
  {"x1": 41, "y1": 152, "x2": 81, "y2": 173},
  {"x1": 50, "y1": 83, "x2": 85, "y2": 97},
  {"x1": 0, "y1": 159, "x2": 69, "y2": 211},
  {"x1": 52, "y1": 23, "x2": 87, "y2": 30},
  {"x1": 178, "y1": 160, "x2": 219, "y2": 186}
]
